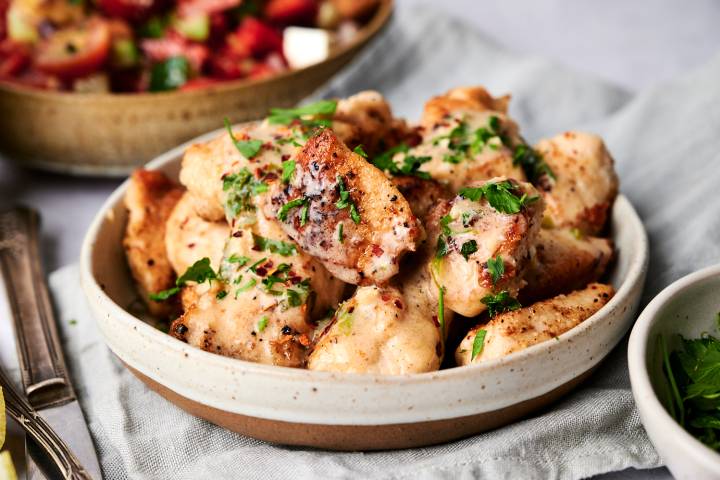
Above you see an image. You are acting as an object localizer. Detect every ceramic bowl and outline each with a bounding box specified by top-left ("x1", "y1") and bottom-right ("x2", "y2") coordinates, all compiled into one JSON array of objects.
[
  {"x1": 80, "y1": 138, "x2": 649, "y2": 450},
  {"x1": 629, "y1": 264, "x2": 720, "y2": 479},
  {"x1": 0, "y1": 0, "x2": 392, "y2": 176}
]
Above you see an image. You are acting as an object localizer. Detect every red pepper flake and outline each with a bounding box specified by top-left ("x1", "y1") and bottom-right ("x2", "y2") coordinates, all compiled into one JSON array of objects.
[
  {"x1": 232, "y1": 231, "x2": 243, "y2": 237},
  {"x1": 281, "y1": 154, "x2": 290, "y2": 161},
  {"x1": 372, "y1": 245, "x2": 384, "y2": 257},
  {"x1": 297, "y1": 334, "x2": 311, "y2": 347},
  {"x1": 264, "y1": 172, "x2": 278, "y2": 182},
  {"x1": 255, "y1": 267, "x2": 267, "y2": 277},
  {"x1": 431, "y1": 315, "x2": 440, "y2": 327},
  {"x1": 381, "y1": 293, "x2": 391, "y2": 302},
  {"x1": 187, "y1": 243, "x2": 196, "y2": 248},
  {"x1": 394, "y1": 299, "x2": 404, "y2": 309}
]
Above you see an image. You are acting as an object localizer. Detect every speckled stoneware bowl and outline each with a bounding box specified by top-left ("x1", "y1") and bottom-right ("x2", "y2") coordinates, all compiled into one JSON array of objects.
[
  {"x1": 0, "y1": 0, "x2": 392, "y2": 176},
  {"x1": 80, "y1": 136, "x2": 649, "y2": 450},
  {"x1": 629, "y1": 264, "x2": 720, "y2": 479}
]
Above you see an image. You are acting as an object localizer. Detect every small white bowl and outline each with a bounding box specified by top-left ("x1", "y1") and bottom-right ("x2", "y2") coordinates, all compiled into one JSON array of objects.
[
  {"x1": 629, "y1": 264, "x2": 720, "y2": 479},
  {"x1": 80, "y1": 138, "x2": 649, "y2": 450}
]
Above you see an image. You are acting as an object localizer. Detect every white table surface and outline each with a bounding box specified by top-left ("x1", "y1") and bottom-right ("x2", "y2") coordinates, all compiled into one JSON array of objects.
[{"x1": 3, "y1": 0, "x2": 720, "y2": 477}]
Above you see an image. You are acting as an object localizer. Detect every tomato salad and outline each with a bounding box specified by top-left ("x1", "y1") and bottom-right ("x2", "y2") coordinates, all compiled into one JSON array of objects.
[{"x1": 0, "y1": 0, "x2": 379, "y2": 92}]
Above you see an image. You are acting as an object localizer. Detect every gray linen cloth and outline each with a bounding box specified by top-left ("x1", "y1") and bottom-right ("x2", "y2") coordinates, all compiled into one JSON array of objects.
[{"x1": 45, "y1": 4, "x2": 720, "y2": 479}]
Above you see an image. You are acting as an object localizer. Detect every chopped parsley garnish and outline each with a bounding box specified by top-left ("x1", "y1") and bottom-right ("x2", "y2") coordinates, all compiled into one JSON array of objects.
[
  {"x1": 257, "y1": 316, "x2": 268, "y2": 332},
  {"x1": 460, "y1": 240, "x2": 478, "y2": 260},
  {"x1": 458, "y1": 180, "x2": 537, "y2": 214},
  {"x1": 149, "y1": 257, "x2": 218, "y2": 301},
  {"x1": 252, "y1": 234, "x2": 297, "y2": 256},
  {"x1": 284, "y1": 279, "x2": 311, "y2": 309},
  {"x1": 512, "y1": 144, "x2": 555, "y2": 183},
  {"x1": 435, "y1": 214, "x2": 453, "y2": 258},
  {"x1": 235, "y1": 278, "x2": 257, "y2": 295},
  {"x1": 486, "y1": 255, "x2": 504, "y2": 285},
  {"x1": 372, "y1": 144, "x2": 432, "y2": 180},
  {"x1": 353, "y1": 144, "x2": 368, "y2": 158},
  {"x1": 247, "y1": 257, "x2": 267, "y2": 273},
  {"x1": 481, "y1": 290, "x2": 521, "y2": 318},
  {"x1": 224, "y1": 118, "x2": 264, "y2": 159},
  {"x1": 335, "y1": 175, "x2": 361, "y2": 224},
  {"x1": 438, "y1": 285, "x2": 446, "y2": 340},
  {"x1": 337, "y1": 305, "x2": 354, "y2": 335},
  {"x1": 299, "y1": 202, "x2": 309, "y2": 226},
  {"x1": 433, "y1": 116, "x2": 505, "y2": 164},
  {"x1": 471, "y1": 329, "x2": 487, "y2": 360},
  {"x1": 227, "y1": 254, "x2": 250, "y2": 265},
  {"x1": 661, "y1": 330, "x2": 720, "y2": 451},
  {"x1": 337, "y1": 222, "x2": 344, "y2": 243},
  {"x1": 216, "y1": 290, "x2": 228, "y2": 300},
  {"x1": 222, "y1": 168, "x2": 268, "y2": 222},
  {"x1": 260, "y1": 264, "x2": 311, "y2": 308},
  {"x1": 268, "y1": 99, "x2": 337, "y2": 130},
  {"x1": 277, "y1": 197, "x2": 308, "y2": 223},
  {"x1": 281, "y1": 159, "x2": 295, "y2": 184}
]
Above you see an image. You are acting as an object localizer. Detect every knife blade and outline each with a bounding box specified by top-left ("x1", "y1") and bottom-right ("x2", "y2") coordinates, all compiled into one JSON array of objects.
[{"x1": 0, "y1": 206, "x2": 102, "y2": 479}]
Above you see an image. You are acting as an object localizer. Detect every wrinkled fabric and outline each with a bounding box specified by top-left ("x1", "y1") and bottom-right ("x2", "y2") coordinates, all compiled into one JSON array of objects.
[{"x1": 49, "y1": 4, "x2": 720, "y2": 479}]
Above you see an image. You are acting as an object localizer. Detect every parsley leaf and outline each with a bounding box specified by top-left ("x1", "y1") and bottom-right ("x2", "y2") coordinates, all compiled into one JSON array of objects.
[
  {"x1": 222, "y1": 168, "x2": 268, "y2": 222},
  {"x1": 438, "y1": 285, "x2": 446, "y2": 340},
  {"x1": 460, "y1": 240, "x2": 478, "y2": 260},
  {"x1": 277, "y1": 197, "x2": 308, "y2": 222},
  {"x1": 337, "y1": 222, "x2": 344, "y2": 243},
  {"x1": 252, "y1": 234, "x2": 297, "y2": 256},
  {"x1": 149, "y1": 257, "x2": 218, "y2": 301},
  {"x1": 353, "y1": 144, "x2": 368, "y2": 158},
  {"x1": 335, "y1": 175, "x2": 361, "y2": 224},
  {"x1": 235, "y1": 278, "x2": 257, "y2": 295},
  {"x1": 224, "y1": 118, "x2": 263, "y2": 158},
  {"x1": 512, "y1": 144, "x2": 555, "y2": 183},
  {"x1": 458, "y1": 180, "x2": 537, "y2": 214},
  {"x1": 372, "y1": 144, "x2": 432, "y2": 179},
  {"x1": 486, "y1": 255, "x2": 504, "y2": 285},
  {"x1": 257, "y1": 316, "x2": 268, "y2": 332},
  {"x1": 471, "y1": 329, "x2": 487, "y2": 360},
  {"x1": 481, "y1": 290, "x2": 521, "y2": 318},
  {"x1": 227, "y1": 254, "x2": 250, "y2": 265},
  {"x1": 281, "y1": 159, "x2": 296, "y2": 183},
  {"x1": 268, "y1": 100, "x2": 337, "y2": 128},
  {"x1": 216, "y1": 290, "x2": 228, "y2": 300},
  {"x1": 435, "y1": 214, "x2": 453, "y2": 258}
]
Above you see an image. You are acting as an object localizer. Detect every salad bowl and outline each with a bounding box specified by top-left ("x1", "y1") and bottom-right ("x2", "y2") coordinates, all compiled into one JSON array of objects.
[
  {"x1": 0, "y1": 0, "x2": 392, "y2": 176},
  {"x1": 80, "y1": 132, "x2": 649, "y2": 450}
]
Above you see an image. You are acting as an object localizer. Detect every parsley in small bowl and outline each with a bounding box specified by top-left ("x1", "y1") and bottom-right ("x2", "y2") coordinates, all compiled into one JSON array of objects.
[{"x1": 629, "y1": 264, "x2": 720, "y2": 479}]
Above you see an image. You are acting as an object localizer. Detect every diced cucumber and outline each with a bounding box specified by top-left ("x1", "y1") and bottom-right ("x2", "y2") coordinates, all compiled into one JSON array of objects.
[
  {"x1": 111, "y1": 39, "x2": 139, "y2": 68},
  {"x1": 149, "y1": 57, "x2": 189, "y2": 92},
  {"x1": 172, "y1": 13, "x2": 209, "y2": 42}
]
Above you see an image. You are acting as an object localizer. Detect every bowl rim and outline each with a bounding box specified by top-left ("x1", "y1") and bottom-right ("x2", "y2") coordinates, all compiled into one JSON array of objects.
[
  {"x1": 0, "y1": 0, "x2": 393, "y2": 101},
  {"x1": 628, "y1": 263, "x2": 720, "y2": 471},
  {"x1": 80, "y1": 134, "x2": 650, "y2": 390}
]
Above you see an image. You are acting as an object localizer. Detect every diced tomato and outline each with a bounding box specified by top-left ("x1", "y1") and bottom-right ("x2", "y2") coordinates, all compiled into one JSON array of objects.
[
  {"x1": 0, "y1": 40, "x2": 30, "y2": 78},
  {"x1": 141, "y1": 31, "x2": 208, "y2": 72},
  {"x1": 0, "y1": 0, "x2": 9, "y2": 40},
  {"x1": 177, "y1": 0, "x2": 241, "y2": 17},
  {"x1": 264, "y1": 0, "x2": 318, "y2": 26},
  {"x1": 207, "y1": 11, "x2": 228, "y2": 47},
  {"x1": 226, "y1": 17, "x2": 282, "y2": 59},
  {"x1": 208, "y1": 49, "x2": 255, "y2": 79},
  {"x1": 35, "y1": 18, "x2": 111, "y2": 80},
  {"x1": 179, "y1": 76, "x2": 220, "y2": 90},
  {"x1": 97, "y1": 0, "x2": 162, "y2": 23}
]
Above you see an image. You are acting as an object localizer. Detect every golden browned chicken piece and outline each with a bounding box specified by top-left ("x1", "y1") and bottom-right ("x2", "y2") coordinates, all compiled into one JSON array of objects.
[
  {"x1": 262, "y1": 129, "x2": 421, "y2": 285},
  {"x1": 456, "y1": 283, "x2": 614, "y2": 365},
  {"x1": 534, "y1": 131, "x2": 619, "y2": 235},
  {"x1": 170, "y1": 211, "x2": 345, "y2": 367},
  {"x1": 409, "y1": 86, "x2": 526, "y2": 192},
  {"x1": 123, "y1": 169, "x2": 184, "y2": 318},
  {"x1": 390, "y1": 176, "x2": 452, "y2": 220},
  {"x1": 426, "y1": 177, "x2": 544, "y2": 317},
  {"x1": 521, "y1": 228, "x2": 613, "y2": 303},
  {"x1": 165, "y1": 192, "x2": 230, "y2": 275},
  {"x1": 308, "y1": 252, "x2": 450, "y2": 374},
  {"x1": 180, "y1": 91, "x2": 405, "y2": 222}
]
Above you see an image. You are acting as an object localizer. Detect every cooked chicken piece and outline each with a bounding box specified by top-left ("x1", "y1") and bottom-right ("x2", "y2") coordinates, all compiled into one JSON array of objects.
[
  {"x1": 123, "y1": 169, "x2": 184, "y2": 318},
  {"x1": 179, "y1": 120, "x2": 298, "y2": 222},
  {"x1": 390, "y1": 176, "x2": 452, "y2": 220},
  {"x1": 521, "y1": 228, "x2": 613, "y2": 303},
  {"x1": 534, "y1": 131, "x2": 619, "y2": 235},
  {"x1": 427, "y1": 177, "x2": 544, "y2": 317},
  {"x1": 308, "y1": 252, "x2": 449, "y2": 374},
  {"x1": 261, "y1": 129, "x2": 421, "y2": 285},
  {"x1": 456, "y1": 283, "x2": 614, "y2": 365},
  {"x1": 409, "y1": 86, "x2": 525, "y2": 192},
  {"x1": 170, "y1": 211, "x2": 345, "y2": 367},
  {"x1": 421, "y1": 86, "x2": 511, "y2": 129},
  {"x1": 165, "y1": 192, "x2": 230, "y2": 275},
  {"x1": 181, "y1": 91, "x2": 404, "y2": 222}
]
